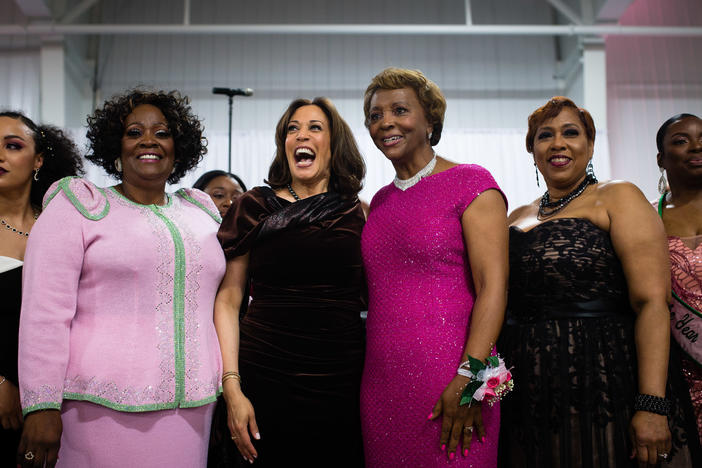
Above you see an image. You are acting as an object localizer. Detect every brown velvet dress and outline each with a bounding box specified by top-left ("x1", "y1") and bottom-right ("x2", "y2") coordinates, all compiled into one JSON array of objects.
[{"x1": 210, "y1": 187, "x2": 366, "y2": 467}]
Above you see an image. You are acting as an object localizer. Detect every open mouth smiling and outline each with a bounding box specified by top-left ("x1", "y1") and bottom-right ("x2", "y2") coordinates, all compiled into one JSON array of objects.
[
  {"x1": 294, "y1": 147, "x2": 316, "y2": 167},
  {"x1": 137, "y1": 153, "x2": 162, "y2": 161}
]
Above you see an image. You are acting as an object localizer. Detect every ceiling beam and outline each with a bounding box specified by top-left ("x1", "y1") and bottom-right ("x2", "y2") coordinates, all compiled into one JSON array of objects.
[
  {"x1": 1, "y1": 23, "x2": 701, "y2": 37},
  {"x1": 547, "y1": 0, "x2": 583, "y2": 25},
  {"x1": 60, "y1": 0, "x2": 100, "y2": 24},
  {"x1": 13, "y1": 0, "x2": 51, "y2": 18}
]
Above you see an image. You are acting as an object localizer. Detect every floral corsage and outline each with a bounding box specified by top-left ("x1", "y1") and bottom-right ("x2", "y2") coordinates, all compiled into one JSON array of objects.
[{"x1": 457, "y1": 355, "x2": 514, "y2": 407}]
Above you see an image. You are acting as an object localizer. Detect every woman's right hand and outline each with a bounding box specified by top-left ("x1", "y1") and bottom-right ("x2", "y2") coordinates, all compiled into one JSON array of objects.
[
  {"x1": 17, "y1": 409, "x2": 62, "y2": 468},
  {"x1": 223, "y1": 381, "x2": 260, "y2": 463},
  {"x1": 0, "y1": 378, "x2": 23, "y2": 430}
]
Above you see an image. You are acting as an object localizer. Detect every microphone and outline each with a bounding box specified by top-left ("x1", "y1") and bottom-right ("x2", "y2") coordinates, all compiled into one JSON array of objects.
[{"x1": 212, "y1": 87, "x2": 254, "y2": 97}]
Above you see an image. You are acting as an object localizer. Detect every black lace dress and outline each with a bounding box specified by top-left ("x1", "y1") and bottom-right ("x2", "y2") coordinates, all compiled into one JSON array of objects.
[{"x1": 498, "y1": 218, "x2": 693, "y2": 468}]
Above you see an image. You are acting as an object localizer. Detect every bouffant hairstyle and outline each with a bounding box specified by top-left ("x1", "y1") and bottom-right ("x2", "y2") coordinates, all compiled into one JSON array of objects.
[
  {"x1": 266, "y1": 97, "x2": 365, "y2": 198},
  {"x1": 656, "y1": 113, "x2": 699, "y2": 153},
  {"x1": 193, "y1": 170, "x2": 247, "y2": 192},
  {"x1": 86, "y1": 89, "x2": 206, "y2": 184},
  {"x1": 0, "y1": 111, "x2": 84, "y2": 208},
  {"x1": 363, "y1": 67, "x2": 446, "y2": 146},
  {"x1": 526, "y1": 96, "x2": 596, "y2": 153}
]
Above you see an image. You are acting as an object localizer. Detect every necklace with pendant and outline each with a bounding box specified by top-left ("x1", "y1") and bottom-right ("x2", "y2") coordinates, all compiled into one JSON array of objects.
[
  {"x1": 393, "y1": 153, "x2": 437, "y2": 191},
  {"x1": 538, "y1": 174, "x2": 597, "y2": 218},
  {"x1": 1, "y1": 211, "x2": 39, "y2": 237}
]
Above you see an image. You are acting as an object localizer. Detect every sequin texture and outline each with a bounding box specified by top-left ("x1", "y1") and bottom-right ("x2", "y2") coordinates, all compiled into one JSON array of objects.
[{"x1": 361, "y1": 164, "x2": 504, "y2": 467}]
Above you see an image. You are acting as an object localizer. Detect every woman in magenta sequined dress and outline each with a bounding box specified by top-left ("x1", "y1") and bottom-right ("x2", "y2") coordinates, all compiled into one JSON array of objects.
[
  {"x1": 360, "y1": 68, "x2": 509, "y2": 467},
  {"x1": 657, "y1": 113, "x2": 702, "y2": 452}
]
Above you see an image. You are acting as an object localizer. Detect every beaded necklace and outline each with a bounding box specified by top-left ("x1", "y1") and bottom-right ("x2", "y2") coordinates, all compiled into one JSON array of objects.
[
  {"x1": 538, "y1": 174, "x2": 597, "y2": 219},
  {"x1": 286, "y1": 184, "x2": 301, "y2": 201},
  {"x1": 1, "y1": 211, "x2": 39, "y2": 237}
]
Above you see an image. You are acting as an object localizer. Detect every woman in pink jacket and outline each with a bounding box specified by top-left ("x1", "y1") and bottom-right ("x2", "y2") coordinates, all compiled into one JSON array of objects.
[{"x1": 17, "y1": 90, "x2": 225, "y2": 468}]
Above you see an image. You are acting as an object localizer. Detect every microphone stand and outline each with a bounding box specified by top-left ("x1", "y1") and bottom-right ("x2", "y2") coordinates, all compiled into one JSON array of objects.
[{"x1": 226, "y1": 94, "x2": 233, "y2": 173}]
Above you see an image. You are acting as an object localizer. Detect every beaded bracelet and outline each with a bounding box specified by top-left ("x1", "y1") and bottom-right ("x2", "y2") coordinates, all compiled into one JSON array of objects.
[{"x1": 634, "y1": 394, "x2": 671, "y2": 416}]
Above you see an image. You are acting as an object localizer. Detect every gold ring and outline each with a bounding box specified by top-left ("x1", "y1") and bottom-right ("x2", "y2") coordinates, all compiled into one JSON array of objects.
[
  {"x1": 464, "y1": 426, "x2": 473, "y2": 433},
  {"x1": 231, "y1": 435, "x2": 239, "y2": 440},
  {"x1": 24, "y1": 451, "x2": 35, "y2": 461}
]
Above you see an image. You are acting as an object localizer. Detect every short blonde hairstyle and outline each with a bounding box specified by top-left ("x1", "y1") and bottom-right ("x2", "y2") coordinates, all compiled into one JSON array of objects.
[{"x1": 363, "y1": 68, "x2": 446, "y2": 146}]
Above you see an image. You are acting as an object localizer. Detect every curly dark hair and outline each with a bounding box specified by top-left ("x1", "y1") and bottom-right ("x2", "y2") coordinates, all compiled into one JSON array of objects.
[
  {"x1": 86, "y1": 89, "x2": 206, "y2": 184},
  {"x1": 266, "y1": 97, "x2": 365, "y2": 198},
  {"x1": 0, "y1": 111, "x2": 84, "y2": 208}
]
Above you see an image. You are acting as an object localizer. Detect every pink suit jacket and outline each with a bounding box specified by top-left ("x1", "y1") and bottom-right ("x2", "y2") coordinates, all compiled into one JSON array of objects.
[{"x1": 19, "y1": 177, "x2": 226, "y2": 415}]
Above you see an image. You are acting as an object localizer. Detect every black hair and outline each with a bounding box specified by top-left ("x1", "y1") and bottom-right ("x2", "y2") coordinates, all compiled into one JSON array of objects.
[
  {"x1": 0, "y1": 111, "x2": 84, "y2": 207},
  {"x1": 656, "y1": 113, "x2": 699, "y2": 152},
  {"x1": 192, "y1": 170, "x2": 247, "y2": 192},
  {"x1": 86, "y1": 89, "x2": 206, "y2": 184}
]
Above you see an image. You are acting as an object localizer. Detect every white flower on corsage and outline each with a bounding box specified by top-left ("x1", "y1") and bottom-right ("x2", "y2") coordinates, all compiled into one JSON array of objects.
[{"x1": 459, "y1": 355, "x2": 514, "y2": 407}]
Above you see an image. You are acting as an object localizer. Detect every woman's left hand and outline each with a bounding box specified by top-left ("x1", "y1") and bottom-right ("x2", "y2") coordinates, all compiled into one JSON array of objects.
[
  {"x1": 429, "y1": 375, "x2": 485, "y2": 460},
  {"x1": 629, "y1": 411, "x2": 671, "y2": 467}
]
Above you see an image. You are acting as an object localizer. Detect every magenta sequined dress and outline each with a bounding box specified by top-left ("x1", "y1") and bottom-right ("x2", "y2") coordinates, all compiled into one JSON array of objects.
[
  {"x1": 361, "y1": 164, "x2": 504, "y2": 467},
  {"x1": 669, "y1": 234, "x2": 702, "y2": 445}
]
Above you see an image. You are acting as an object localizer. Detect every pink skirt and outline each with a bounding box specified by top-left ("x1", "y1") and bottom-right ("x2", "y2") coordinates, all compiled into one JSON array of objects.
[{"x1": 57, "y1": 401, "x2": 215, "y2": 468}]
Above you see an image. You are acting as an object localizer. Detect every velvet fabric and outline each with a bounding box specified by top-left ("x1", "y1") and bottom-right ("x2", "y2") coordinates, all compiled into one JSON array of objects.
[{"x1": 213, "y1": 186, "x2": 366, "y2": 467}]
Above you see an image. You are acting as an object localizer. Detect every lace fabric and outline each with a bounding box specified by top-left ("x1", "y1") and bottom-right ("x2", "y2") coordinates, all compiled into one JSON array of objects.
[{"x1": 499, "y1": 218, "x2": 693, "y2": 468}]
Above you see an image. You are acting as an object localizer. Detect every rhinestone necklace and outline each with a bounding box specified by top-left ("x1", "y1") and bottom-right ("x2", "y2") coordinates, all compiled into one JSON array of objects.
[
  {"x1": 538, "y1": 174, "x2": 597, "y2": 219},
  {"x1": 286, "y1": 184, "x2": 301, "y2": 201},
  {"x1": 393, "y1": 153, "x2": 437, "y2": 191},
  {"x1": 1, "y1": 211, "x2": 39, "y2": 237}
]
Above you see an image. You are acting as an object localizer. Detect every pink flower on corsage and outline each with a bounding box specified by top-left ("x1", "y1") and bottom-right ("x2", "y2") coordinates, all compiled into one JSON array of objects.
[{"x1": 459, "y1": 355, "x2": 515, "y2": 407}]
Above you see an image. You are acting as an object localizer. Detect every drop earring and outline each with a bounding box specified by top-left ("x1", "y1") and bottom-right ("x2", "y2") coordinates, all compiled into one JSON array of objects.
[
  {"x1": 658, "y1": 167, "x2": 668, "y2": 194},
  {"x1": 33, "y1": 168, "x2": 40, "y2": 181},
  {"x1": 535, "y1": 163, "x2": 540, "y2": 187},
  {"x1": 586, "y1": 160, "x2": 595, "y2": 178}
]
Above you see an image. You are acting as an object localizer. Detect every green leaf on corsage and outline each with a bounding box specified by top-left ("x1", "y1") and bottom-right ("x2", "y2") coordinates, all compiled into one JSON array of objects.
[
  {"x1": 468, "y1": 355, "x2": 485, "y2": 373},
  {"x1": 486, "y1": 356, "x2": 499, "y2": 368},
  {"x1": 460, "y1": 380, "x2": 483, "y2": 406}
]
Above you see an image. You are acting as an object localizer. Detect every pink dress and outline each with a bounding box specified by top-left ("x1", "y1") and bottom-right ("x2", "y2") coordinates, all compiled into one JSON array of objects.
[
  {"x1": 669, "y1": 234, "x2": 702, "y2": 444},
  {"x1": 361, "y1": 164, "x2": 504, "y2": 467}
]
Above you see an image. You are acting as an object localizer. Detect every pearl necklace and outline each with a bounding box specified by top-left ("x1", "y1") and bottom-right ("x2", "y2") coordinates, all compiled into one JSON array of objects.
[
  {"x1": 538, "y1": 174, "x2": 597, "y2": 218},
  {"x1": 1, "y1": 211, "x2": 39, "y2": 237},
  {"x1": 393, "y1": 154, "x2": 437, "y2": 191}
]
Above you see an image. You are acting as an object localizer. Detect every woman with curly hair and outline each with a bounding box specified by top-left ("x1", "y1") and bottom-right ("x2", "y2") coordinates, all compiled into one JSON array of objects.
[
  {"x1": 213, "y1": 97, "x2": 366, "y2": 466},
  {"x1": 16, "y1": 90, "x2": 225, "y2": 468},
  {"x1": 0, "y1": 110, "x2": 83, "y2": 466}
]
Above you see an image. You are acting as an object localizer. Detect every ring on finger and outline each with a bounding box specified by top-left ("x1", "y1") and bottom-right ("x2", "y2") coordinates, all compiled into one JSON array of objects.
[
  {"x1": 231, "y1": 435, "x2": 239, "y2": 440},
  {"x1": 463, "y1": 426, "x2": 473, "y2": 433},
  {"x1": 658, "y1": 452, "x2": 669, "y2": 460},
  {"x1": 24, "y1": 451, "x2": 35, "y2": 461}
]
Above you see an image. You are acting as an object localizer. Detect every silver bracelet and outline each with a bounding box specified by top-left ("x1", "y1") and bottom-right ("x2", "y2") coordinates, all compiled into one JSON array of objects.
[{"x1": 0, "y1": 376, "x2": 6, "y2": 386}]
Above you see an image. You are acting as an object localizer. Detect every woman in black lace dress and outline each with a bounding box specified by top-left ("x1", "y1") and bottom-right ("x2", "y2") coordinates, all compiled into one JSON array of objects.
[{"x1": 498, "y1": 97, "x2": 686, "y2": 467}]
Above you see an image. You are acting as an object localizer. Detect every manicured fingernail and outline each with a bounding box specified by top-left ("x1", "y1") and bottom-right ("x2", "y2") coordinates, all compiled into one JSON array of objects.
[
  {"x1": 255, "y1": 432, "x2": 261, "y2": 440},
  {"x1": 449, "y1": 452, "x2": 455, "y2": 460},
  {"x1": 249, "y1": 458, "x2": 254, "y2": 464},
  {"x1": 464, "y1": 449, "x2": 469, "y2": 456},
  {"x1": 427, "y1": 412, "x2": 433, "y2": 420},
  {"x1": 441, "y1": 444, "x2": 446, "y2": 451}
]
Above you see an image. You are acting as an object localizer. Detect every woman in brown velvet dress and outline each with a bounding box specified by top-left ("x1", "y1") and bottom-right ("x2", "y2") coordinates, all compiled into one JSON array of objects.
[{"x1": 211, "y1": 97, "x2": 366, "y2": 467}]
